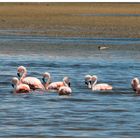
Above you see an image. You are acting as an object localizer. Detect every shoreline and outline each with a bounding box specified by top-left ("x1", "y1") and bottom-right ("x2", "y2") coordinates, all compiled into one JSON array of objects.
[{"x1": 0, "y1": 3, "x2": 140, "y2": 38}]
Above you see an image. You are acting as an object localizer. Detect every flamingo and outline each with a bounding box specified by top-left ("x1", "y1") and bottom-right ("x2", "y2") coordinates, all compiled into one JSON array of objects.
[
  {"x1": 58, "y1": 77, "x2": 72, "y2": 95},
  {"x1": 12, "y1": 77, "x2": 30, "y2": 93},
  {"x1": 131, "y1": 77, "x2": 140, "y2": 94},
  {"x1": 42, "y1": 72, "x2": 70, "y2": 91},
  {"x1": 17, "y1": 66, "x2": 45, "y2": 90},
  {"x1": 85, "y1": 75, "x2": 112, "y2": 91}
]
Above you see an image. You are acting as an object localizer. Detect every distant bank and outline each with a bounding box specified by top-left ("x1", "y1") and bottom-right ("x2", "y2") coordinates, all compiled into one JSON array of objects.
[{"x1": 0, "y1": 3, "x2": 139, "y2": 38}]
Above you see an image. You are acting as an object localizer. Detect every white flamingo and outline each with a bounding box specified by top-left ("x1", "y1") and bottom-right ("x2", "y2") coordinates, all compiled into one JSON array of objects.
[{"x1": 85, "y1": 75, "x2": 112, "y2": 91}]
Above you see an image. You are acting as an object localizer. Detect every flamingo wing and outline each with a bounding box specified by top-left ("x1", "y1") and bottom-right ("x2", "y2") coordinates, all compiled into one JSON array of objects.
[
  {"x1": 93, "y1": 83, "x2": 112, "y2": 91},
  {"x1": 22, "y1": 77, "x2": 44, "y2": 90},
  {"x1": 58, "y1": 86, "x2": 72, "y2": 95},
  {"x1": 16, "y1": 84, "x2": 30, "y2": 93},
  {"x1": 47, "y1": 82, "x2": 64, "y2": 90}
]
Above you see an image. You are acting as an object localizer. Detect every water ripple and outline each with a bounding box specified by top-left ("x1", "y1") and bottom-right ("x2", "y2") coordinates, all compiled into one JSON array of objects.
[{"x1": 0, "y1": 35, "x2": 140, "y2": 137}]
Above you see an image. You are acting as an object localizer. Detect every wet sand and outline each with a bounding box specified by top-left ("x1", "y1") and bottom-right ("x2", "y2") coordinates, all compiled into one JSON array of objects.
[{"x1": 0, "y1": 3, "x2": 140, "y2": 38}]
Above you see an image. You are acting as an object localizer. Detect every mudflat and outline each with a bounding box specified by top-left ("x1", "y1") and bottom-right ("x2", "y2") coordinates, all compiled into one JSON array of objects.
[{"x1": 0, "y1": 3, "x2": 140, "y2": 38}]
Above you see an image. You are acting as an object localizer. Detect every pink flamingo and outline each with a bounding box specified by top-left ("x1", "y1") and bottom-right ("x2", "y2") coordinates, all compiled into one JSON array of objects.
[
  {"x1": 58, "y1": 77, "x2": 72, "y2": 95},
  {"x1": 12, "y1": 77, "x2": 30, "y2": 93},
  {"x1": 17, "y1": 66, "x2": 45, "y2": 90},
  {"x1": 42, "y1": 72, "x2": 70, "y2": 91},
  {"x1": 85, "y1": 75, "x2": 112, "y2": 91},
  {"x1": 131, "y1": 77, "x2": 140, "y2": 94}
]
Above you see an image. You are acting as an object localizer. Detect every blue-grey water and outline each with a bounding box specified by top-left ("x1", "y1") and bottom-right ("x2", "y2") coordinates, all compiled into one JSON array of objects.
[{"x1": 0, "y1": 34, "x2": 140, "y2": 137}]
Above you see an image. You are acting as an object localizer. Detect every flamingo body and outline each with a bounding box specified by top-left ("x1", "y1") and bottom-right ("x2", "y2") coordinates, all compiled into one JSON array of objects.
[
  {"x1": 92, "y1": 83, "x2": 113, "y2": 91},
  {"x1": 22, "y1": 77, "x2": 44, "y2": 90},
  {"x1": 136, "y1": 85, "x2": 140, "y2": 94},
  {"x1": 58, "y1": 86, "x2": 72, "y2": 95},
  {"x1": 16, "y1": 84, "x2": 30, "y2": 93},
  {"x1": 47, "y1": 81, "x2": 64, "y2": 90},
  {"x1": 12, "y1": 77, "x2": 30, "y2": 93}
]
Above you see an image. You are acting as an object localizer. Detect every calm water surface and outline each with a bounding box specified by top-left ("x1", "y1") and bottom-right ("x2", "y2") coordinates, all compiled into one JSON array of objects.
[{"x1": 0, "y1": 34, "x2": 140, "y2": 137}]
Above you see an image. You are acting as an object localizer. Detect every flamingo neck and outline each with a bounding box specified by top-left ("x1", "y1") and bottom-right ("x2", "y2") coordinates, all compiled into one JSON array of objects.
[
  {"x1": 63, "y1": 80, "x2": 68, "y2": 87},
  {"x1": 88, "y1": 81, "x2": 92, "y2": 89},
  {"x1": 45, "y1": 75, "x2": 51, "y2": 87},
  {"x1": 14, "y1": 80, "x2": 20, "y2": 91},
  {"x1": 20, "y1": 69, "x2": 27, "y2": 81},
  {"x1": 92, "y1": 78, "x2": 98, "y2": 87}
]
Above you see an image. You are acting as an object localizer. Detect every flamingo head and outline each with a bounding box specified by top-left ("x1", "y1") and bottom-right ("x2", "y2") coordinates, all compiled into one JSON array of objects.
[
  {"x1": 131, "y1": 77, "x2": 139, "y2": 91},
  {"x1": 92, "y1": 75, "x2": 98, "y2": 81},
  {"x1": 17, "y1": 66, "x2": 26, "y2": 78},
  {"x1": 84, "y1": 75, "x2": 92, "y2": 85},
  {"x1": 12, "y1": 77, "x2": 19, "y2": 87},
  {"x1": 63, "y1": 76, "x2": 71, "y2": 87},
  {"x1": 91, "y1": 75, "x2": 98, "y2": 86},
  {"x1": 132, "y1": 77, "x2": 139, "y2": 85},
  {"x1": 42, "y1": 72, "x2": 51, "y2": 83}
]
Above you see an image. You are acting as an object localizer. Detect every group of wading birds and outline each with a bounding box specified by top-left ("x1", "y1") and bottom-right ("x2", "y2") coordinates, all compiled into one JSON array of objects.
[{"x1": 11, "y1": 66, "x2": 140, "y2": 95}]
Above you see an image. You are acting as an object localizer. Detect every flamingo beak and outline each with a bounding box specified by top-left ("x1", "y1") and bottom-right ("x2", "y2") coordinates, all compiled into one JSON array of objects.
[
  {"x1": 11, "y1": 84, "x2": 14, "y2": 88},
  {"x1": 42, "y1": 77, "x2": 46, "y2": 83},
  {"x1": 68, "y1": 82, "x2": 71, "y2": 87},
  {"x1": 17, "y1": 73, "x2": 20, "y2": 78},
  {"x1": 85, "y1": 81, "x2": 88, "y2": 85},
  {"x1": 87, "y1": 81, "x2": 92, "y2": 89}
]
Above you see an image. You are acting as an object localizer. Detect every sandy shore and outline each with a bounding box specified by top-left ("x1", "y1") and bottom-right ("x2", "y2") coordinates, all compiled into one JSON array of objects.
[{"x1": 0, "y1": 3, "x2": 140, "y2": 38}]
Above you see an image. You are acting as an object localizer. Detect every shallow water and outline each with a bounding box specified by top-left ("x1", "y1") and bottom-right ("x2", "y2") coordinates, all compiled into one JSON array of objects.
[{"x1": 0, "y1": 34, "x2": 140, "y2": 137}]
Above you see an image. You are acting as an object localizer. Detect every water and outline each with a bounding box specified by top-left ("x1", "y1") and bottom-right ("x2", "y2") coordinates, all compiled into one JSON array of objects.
[{"x1": 0, "y1": 34, "x2": 140, "y2": 137}]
